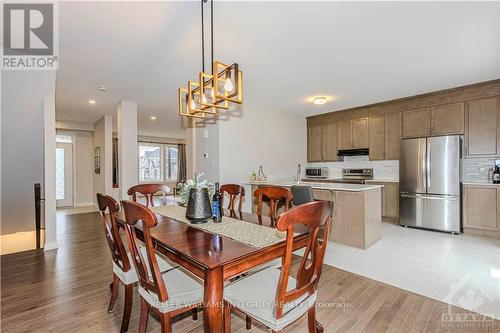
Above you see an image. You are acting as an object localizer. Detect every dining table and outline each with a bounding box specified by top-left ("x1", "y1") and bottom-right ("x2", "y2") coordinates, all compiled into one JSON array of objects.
[{"x1": 115, "y1": 203, "x2": 309, "y2": 333}]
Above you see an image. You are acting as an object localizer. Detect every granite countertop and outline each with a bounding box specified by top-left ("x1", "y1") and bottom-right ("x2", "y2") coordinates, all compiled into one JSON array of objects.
[
  {"x1": 462, "y1": 181, "x2": 500, "y2": 186},
  {"x1": 245, "y1": 180, "x2": 384, "y2": 192}
]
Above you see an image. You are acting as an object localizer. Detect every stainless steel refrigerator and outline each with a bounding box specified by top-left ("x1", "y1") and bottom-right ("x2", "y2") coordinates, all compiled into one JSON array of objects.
[{"x1": 399, "y1": 135, "x2": 461, "y2": 233}]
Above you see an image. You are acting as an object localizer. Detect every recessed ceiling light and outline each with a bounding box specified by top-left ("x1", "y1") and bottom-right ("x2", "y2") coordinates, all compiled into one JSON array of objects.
[
  {"x1": 150, "y1": 116, "x2": 157, "y2": 120},
  {"x1": 88, "y1": 99, "x2": 96, "y2": 105},
  {"x1": 313, "y1": 97, "x2": 327, "y2": 105},
  {"x1": 97, "y1": 86, "x2": 108, "y2": 92}
]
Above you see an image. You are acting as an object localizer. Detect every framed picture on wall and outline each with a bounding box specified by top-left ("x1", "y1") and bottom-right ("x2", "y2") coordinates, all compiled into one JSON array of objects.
[{"x1": 95, "y1": 146, "x2": 101, "y2": 174}]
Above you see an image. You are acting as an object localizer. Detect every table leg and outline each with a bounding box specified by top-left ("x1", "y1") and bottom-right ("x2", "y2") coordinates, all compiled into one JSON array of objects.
[{"x1": 204, "y1": 267, "x2": 224, "y2": 333}]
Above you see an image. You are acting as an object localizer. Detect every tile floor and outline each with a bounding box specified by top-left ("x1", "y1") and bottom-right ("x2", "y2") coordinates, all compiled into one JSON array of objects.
[{"x1": 324, "y1": 223, "x2": 500, "y2": 320}]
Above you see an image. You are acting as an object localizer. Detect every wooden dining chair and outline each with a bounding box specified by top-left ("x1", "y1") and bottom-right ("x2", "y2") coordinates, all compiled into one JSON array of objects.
[
  {"x1": 254, "y1": 186, "x2": 293, "y2": 220},
  {"x1": 127, "y1": 184, "x2": 171, "y2": 207},
  {"x1": 120, "y1": 200, "x2": 204, "y2": 333},
  {"x1": 223, "y1": 200, "x2": 333, "y2": 333},
  {"x1": 97, "y1": 193, "x2": 174, "y2": 332},
  {"x1": 220, "y1": 184, "x2": 245, "y2": 211}
]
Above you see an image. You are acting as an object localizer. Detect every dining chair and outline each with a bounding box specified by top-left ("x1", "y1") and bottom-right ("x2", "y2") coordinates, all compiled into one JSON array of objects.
[
  {"x1": 96, "y1": 193, "x2": 174, "y2": 333},
  {"x1": 120, "y1": 200, "x2": 204, "y2": 333},
  {"x1": 220, "y1": 184, "x2": 246, "y2": 211},
  {"x1": 290, "y1": 185, "x2": 314, "y2": 206},
  {"x1": 254, "y1": 186, "x2": 293, "y2": 220},
  {"x1": 127, "y1": 184, "x2": 171, "y2": 207},
  {"x1": 223, "y1": 200, "x2": 333, "y2": 333}
]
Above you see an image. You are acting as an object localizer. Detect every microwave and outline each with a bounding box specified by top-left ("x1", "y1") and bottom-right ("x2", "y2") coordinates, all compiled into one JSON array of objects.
[{"x1": 305, "y1": 167, "x2": 329, "y2": 178}]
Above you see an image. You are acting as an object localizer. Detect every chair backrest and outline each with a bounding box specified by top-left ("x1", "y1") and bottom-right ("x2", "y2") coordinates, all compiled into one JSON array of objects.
[
  {"x1": 96, "y1": 193, "x2": 131, "y2": 272},
  {"x1": 290, "y1": 185, "x2": 314, "y2": 206},
  {"x1": 220, "y1": 184, "x2": 245, "y2": 211},
  {"x1": 273, "y1": 200, "x2": 332, "y2": 320},
  {"x1": 120, "y1": 200, "x2": 169, "y2": 302},
  {"x1": 127, "y1": 184, "x2": 170, "y2": 207},
  {"x1": 253, "y1": 186, "x2": 293, "y2": 220}
]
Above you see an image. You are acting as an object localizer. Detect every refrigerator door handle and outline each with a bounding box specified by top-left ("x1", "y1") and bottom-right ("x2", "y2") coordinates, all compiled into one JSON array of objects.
[
  {"x1": 426, "y1": 140, "x2": 431, "y2": 192},
  {"x1": 400, "y1": 193, "x2": 458, "y2": 201}
]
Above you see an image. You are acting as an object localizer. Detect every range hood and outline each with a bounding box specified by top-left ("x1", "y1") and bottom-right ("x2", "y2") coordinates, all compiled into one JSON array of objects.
[{"x1": 337, "y1": 148, "x2": 369, "y2": 156}]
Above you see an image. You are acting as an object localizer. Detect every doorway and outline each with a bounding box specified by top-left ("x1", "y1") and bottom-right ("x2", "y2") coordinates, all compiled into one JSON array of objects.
[{"x1": 56, "y1": 137, "x2": 74, "y2": 208}]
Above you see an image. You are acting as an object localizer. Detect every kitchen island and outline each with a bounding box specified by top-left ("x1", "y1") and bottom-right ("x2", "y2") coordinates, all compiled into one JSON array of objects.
[{"x1": 246, "y1": 181, "x2": 383, "y2": 249}]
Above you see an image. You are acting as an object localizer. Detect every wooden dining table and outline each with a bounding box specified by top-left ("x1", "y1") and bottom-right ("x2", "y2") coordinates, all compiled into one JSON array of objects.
[{"x1": 115, "y1": 205, "x2": 309, "y2": 333}]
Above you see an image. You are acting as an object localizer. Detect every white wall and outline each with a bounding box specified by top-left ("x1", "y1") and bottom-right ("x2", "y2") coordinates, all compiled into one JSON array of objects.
[
  {"x1": 117, "y1": 101, "x2": 138, "y2": 199},
  {"x1": 74, "y1": 131, "x2": 94, "y2": 206},
  {"x1": 1, "y1": 71, "x2": 56, "y2": 253},
  {"x1": 93, "y1": 116, "x2": 114, "y2": 203},
  {"x1": 195, "y1": 122, "x2": 220, "y2": 182}
]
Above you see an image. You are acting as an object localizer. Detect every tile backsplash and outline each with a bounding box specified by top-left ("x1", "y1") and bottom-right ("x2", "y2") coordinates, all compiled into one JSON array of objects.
[
  {"x1": 463, "y1": 158, "x2": 498, "y2": 182},
  {"x1": 308, "y1": 156, "x2": 399, "y2": 180}
]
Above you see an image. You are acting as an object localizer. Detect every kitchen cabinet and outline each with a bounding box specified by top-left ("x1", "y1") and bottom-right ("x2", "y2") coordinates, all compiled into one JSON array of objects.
[
  {"x1": 369, "y1": 116, "x2": 385, "y2": 160},
  {"x1": 465, "y1": 97, "x2": 500, "y2": 157},
  {"x1": 307, "y1": 125, "x2": 323, "y2": 162},
  {"x1": 402, "y1": 108, "x2": 431, "y2": 138},
  {"x1": 352, "y1": 118, "x2": 369, "y2": 148},
  {"x1": 365, "y1": 181, "x2": 399, "y2": 221},
  {"x1": 338, "y1": 120, "x2": 353, "y2": 149},
  {"x1": 323, "y1": 123, "x2": 339, "y2": 161},
  {"x1": 430, "y1": 102, "x2": 464, "y2": 135},
  {"x1": 384, "y1": 112, "x2": 402, "y2": 160},
  {"x1": 463, "y1": 184, "x2": 500, "y2": 231}
]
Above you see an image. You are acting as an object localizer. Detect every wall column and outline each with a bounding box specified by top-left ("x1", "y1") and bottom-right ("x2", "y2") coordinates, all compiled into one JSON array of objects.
[
  {"x1": 44, "y1": 95, "x2": 57, "y2": 251},
  {"x1": 117, "y1": 101, "x2": 138, "y2": 200}
]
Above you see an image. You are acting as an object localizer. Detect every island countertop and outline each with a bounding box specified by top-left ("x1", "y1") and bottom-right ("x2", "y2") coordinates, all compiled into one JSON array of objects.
[{"x1": 244, "y1": 180, "x2": 384, "y2": 192}]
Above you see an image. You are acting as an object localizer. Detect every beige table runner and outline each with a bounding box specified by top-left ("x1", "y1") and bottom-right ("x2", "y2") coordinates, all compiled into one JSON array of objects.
[{"x1": 150, "y1": 205, "x2": 287, "y2": 248}]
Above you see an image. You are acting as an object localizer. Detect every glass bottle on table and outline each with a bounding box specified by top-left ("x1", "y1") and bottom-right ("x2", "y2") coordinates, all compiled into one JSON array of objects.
[{"x1": 212, "y1": 182, "x2": 222, "y2": 223}]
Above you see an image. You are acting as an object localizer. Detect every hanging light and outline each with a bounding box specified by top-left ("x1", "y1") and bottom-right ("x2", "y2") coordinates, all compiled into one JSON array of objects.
[{"x1": 178, "y1": 0, "x2": 243, "y2": 118}]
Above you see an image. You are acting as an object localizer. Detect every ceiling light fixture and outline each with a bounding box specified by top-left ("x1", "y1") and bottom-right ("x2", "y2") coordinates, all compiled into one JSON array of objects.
[
  {"x1": 313, "y1": 97, "x2": 327, "y2": 105},
  {"x1": 88, "y1": 99, "x2": 96, "y2": 105},
  {"x1": 150, "y1": 116, "x2": 157, "y2": 120},
  {"x1": 97, "y1": 86, "x2": 108, "y2": 92},
  {"x1": 178, "y1": 0, "x2": 243, "y2": 119}
]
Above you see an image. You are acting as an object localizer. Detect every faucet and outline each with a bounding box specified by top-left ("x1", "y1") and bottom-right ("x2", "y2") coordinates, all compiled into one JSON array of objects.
[{"x1": 295, "y1": 163, "x2": 301, "y2": 183}]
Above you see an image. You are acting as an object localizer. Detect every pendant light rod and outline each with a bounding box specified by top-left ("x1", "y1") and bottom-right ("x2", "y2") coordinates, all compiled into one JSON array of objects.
[
  {"x1": 211, "y1": 0, "x2": 214, "y2": 75},
  {"x1": 201, "y1": 0, "x2": 205, "y2": 73}
]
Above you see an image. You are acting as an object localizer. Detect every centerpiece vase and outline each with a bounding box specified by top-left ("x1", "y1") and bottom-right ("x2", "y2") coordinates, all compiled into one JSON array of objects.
[{"x1": 185, "y1": 187, "x2": 212, "y2": 224}]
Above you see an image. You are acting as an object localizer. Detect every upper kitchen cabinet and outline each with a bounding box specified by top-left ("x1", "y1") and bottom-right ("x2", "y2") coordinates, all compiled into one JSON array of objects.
[
  {"x1": 307, "y1": 125, "x2": 323, "y2": 162},
  {"x1": 323, "y1": 122, "x2": 339, "y2": 161},
  {"x1": 430, "y1": 102, "x2": 464, "y2": 135},
  {"x1": 384, "y1": 112, "x2": 402, "y2": 160},
  {"x1": 352, "y1": 118, "x2": 369, "y2": 148},
  {"x1": 402, "y1": 108, "x2": 431, "y2": 138},
  {"x1": 465, "y1": 97, "x2": 500, "y2": 157},
  {"x1": 338, "y1": 120, "x2": 353, "y2": 149},
  {"x1": 369, "y1": 116, "x2": 385, "y2": 160}
]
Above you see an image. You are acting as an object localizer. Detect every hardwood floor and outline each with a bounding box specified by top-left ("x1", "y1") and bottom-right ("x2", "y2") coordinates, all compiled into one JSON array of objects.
[{"x1": 1, "y1": 212, "x2": 498, "y2": 333}]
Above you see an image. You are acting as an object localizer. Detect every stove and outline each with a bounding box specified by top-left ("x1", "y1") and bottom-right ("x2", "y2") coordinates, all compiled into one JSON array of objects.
[{"x1": 332, "y1": 168, "x2": 374, "y2": 184}]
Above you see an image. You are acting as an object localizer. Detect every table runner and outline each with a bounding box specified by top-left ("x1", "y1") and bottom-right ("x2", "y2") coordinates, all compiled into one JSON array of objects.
[{"x1": 150, "y1": 205, "x2": 287, "y2": 248}]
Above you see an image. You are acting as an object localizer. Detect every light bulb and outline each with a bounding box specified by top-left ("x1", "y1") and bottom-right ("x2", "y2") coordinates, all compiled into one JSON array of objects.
[
  {"x1": 224, "y1": 78, "x2": 234, "y2": 92},
  {"x1": 210, "y1": 88, "x2": 215, "y2": 100},
  {"x1": 201, "y1": 93, "x2": 207, "y2": 104},
  {"x1": 189, "y1": 99, "x2": 196, "y2": 110}
]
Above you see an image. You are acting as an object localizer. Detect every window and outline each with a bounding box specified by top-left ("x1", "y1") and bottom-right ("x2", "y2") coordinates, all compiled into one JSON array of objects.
[
  {"x1": 138, "y1": 143, "x2": 179, "y2": 183},
  {"x1": 165, "y1": 146, "x2": 178, "y2": 180},
  {"x1": 138, "y1": 144, "x2": 163, "y2": 182}
]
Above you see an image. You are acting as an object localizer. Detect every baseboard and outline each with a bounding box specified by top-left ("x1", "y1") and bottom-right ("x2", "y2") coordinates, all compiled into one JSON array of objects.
[{"x1": 44, "y1": 241, "x2": 59, "y2": 251}]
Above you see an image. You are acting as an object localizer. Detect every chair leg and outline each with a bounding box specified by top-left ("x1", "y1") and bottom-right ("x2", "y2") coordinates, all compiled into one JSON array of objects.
[
  {"x1": 191, "y1": 308, "x2": 198, "y2": 321},
  {"x1": 120, "y1": 284, "x2": 133, "y2": 333},
  {"x1": 308, "y1": 306, "x2": 323, "y2": 333},
  {"x1": 246, "y1": 315, "x2": 252, "y2": 330},
  {"x1": 224, "y1": 302, "x2": 231, "y2": 333},
  {"x1": 108, "y1": 274, "x2": 120, "y2": 312},
  {"x1": 160, "y1": 312, "x2": 172, "y2": 333},
  {"x1": 138, "y1": 297, "x2": 149, "y2": 333}
]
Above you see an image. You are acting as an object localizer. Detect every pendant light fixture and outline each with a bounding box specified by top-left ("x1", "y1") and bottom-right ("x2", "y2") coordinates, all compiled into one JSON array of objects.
[{"x1": 178, "y1": 0, "x2": 243, "y2": 118}]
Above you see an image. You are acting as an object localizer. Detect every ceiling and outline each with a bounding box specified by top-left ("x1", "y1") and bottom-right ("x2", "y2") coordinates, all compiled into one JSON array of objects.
[{"x1": 56, "y1": 1, "x2": 500, "y2": 138}]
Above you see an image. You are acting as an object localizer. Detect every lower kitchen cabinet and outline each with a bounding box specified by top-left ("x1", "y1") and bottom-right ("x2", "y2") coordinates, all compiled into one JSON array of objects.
[
  {"x1": 365, "y1": 181, "x2": 399, "y2": 221},
  {"x1": 463, "y1": 184, "x2": 500, "y2": 232}
]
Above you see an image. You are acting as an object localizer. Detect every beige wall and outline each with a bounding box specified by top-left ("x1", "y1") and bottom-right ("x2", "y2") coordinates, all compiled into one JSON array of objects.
[{"x1": 74, "y1": 131, "x2": 94, "y2": 206}]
